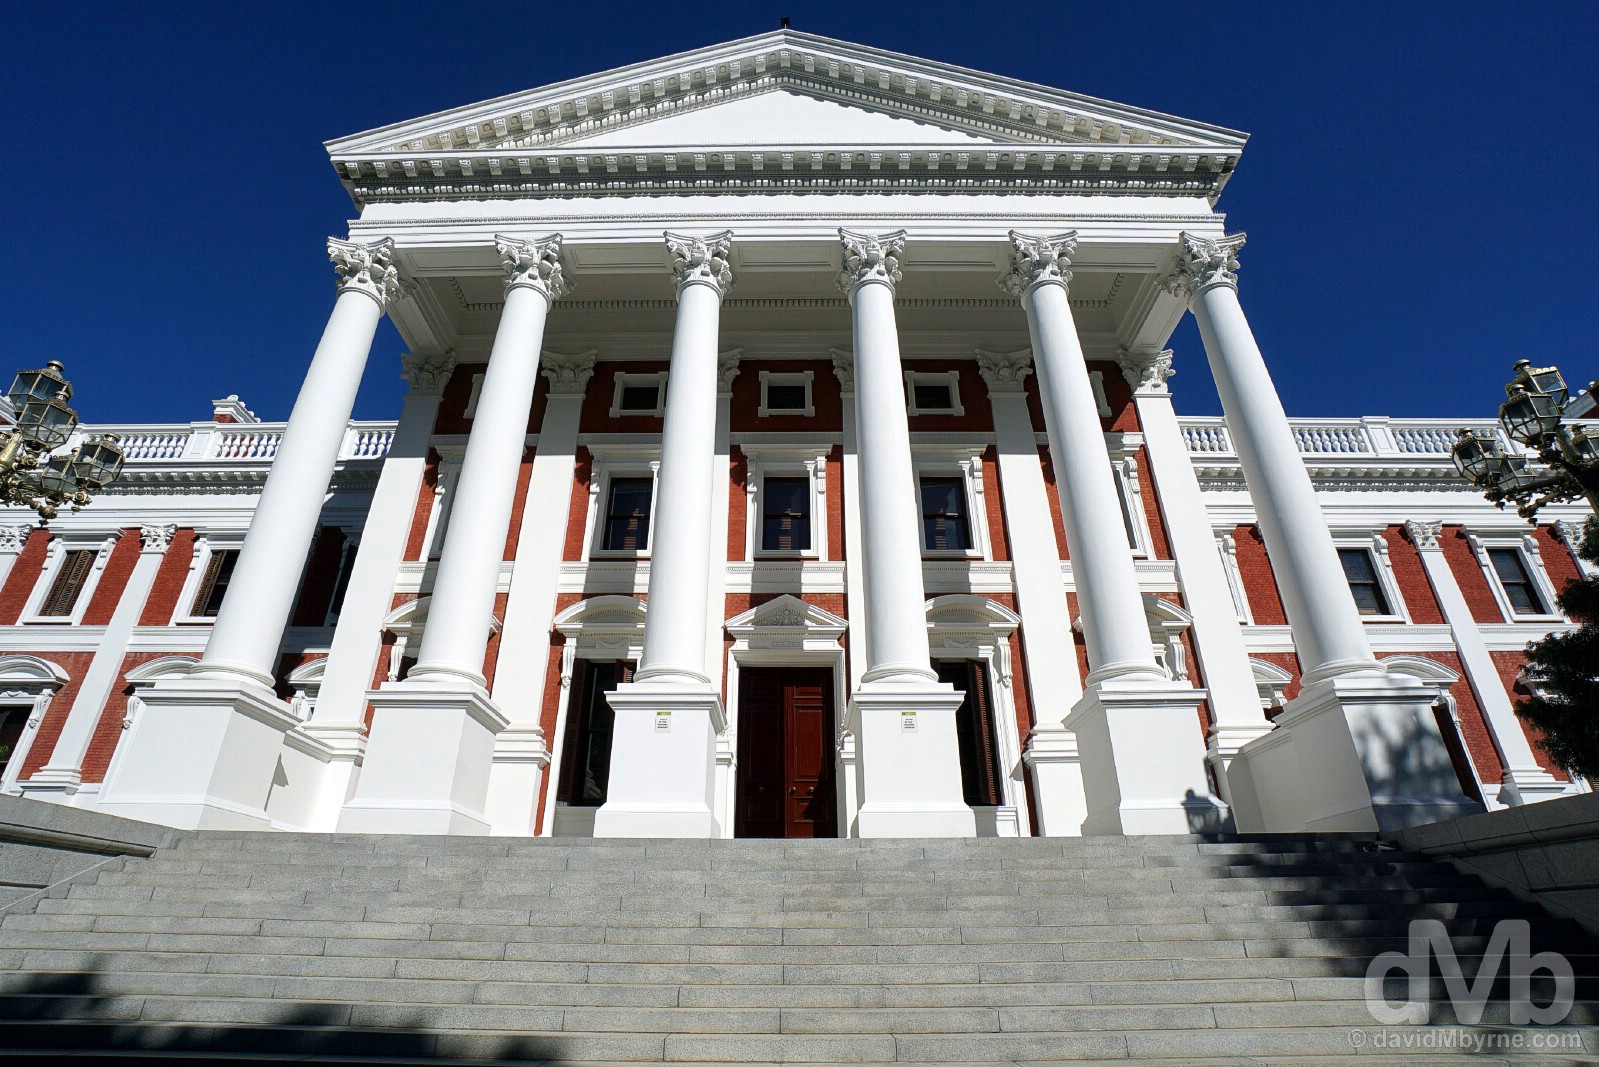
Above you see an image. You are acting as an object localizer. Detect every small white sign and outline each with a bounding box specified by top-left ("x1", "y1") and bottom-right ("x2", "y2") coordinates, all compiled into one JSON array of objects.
[
  {"x1": 654, "y1": 712, "x2": 672, "y2": 733},
  {"x1": 900, "y1": 711, "x2": 918, "y2": 733}
]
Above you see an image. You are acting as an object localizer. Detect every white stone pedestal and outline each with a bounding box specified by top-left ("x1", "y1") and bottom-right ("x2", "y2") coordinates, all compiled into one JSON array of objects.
[
  {"x1": 1022, "y1": 723, "x2": 1088, "y2": 837},
  {"x1": 849, "y1": 680, "x2": 976, "y2": 838},
  {"x1": 593, "y1": 682, "x2": 723, "y2": 838},
  {"x1": 96, "y1": 679, "x2": 297, "y2": 830},
  {"x1": 1065, "y1": 679, "x2": 1225, "y2": 835},
  {"x1": 1227, "y1": 672, "x2": 1485, "y2": 833},
  {"x1": 483, "y1": 725, "x2": 550, "y2": 836},
  {"x1": 336, "y1": 682, "x2": 508, "y2": 835}
]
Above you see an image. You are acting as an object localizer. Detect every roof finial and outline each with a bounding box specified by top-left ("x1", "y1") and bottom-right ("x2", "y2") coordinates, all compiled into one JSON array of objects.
[{"x1": 779, "y1": 15, "x2": 791, "y2": 28}]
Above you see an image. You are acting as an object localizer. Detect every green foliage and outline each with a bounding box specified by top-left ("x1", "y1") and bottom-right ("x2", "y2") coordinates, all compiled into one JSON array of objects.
[{"x1": 1516, "y1": 517, "x2": 1599, "y2": 779}]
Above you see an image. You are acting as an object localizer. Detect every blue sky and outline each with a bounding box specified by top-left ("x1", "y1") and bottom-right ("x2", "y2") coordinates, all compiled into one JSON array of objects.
[{"x1": 2, "y1": 2, "x2": 1594, "y2": 425}]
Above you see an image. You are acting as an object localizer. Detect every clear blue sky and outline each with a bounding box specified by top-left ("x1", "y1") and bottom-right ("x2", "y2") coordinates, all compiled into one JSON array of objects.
[{"x1": 2, "y1": 2, "x2": 1594, "y2": 425}]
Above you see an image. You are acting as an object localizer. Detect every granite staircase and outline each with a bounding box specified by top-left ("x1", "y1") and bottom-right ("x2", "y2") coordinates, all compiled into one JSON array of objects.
[{"x1": 1, "y1": 832, "x2": 1595, "y2": 1064}]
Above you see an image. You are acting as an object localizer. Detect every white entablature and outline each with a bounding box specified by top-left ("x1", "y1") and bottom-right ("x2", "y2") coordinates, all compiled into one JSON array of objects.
[{"x1": 327, "y1": 30, "x2": 1245, "y2": 205}]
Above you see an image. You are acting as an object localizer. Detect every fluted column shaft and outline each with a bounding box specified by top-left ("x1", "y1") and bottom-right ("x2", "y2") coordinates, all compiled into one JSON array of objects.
[
  {"x1": 1004, "y1": 232, "x2": 1161, "y2": 682},
  {"x1": 1177, "y1": 234, "x2": 1377, "y2": 683},
  {"x1": 839, "y1": 230, "x2": 938, "y2": 683},
  {"x1": 412, "y1": 235, "x2": 566, "y2": 686},
  {"x1": 636, "y1": 232, "x2": 734, "y2": 684},
  {"x1": 199, "y1": 239, "x2": 403, "y2": 687}
]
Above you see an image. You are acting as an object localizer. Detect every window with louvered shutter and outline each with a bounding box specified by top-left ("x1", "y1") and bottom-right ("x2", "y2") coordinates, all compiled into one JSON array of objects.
[
  {"x1": 603, "y1": 479, "x2": 653, "y2": 551},
  {"x1": 920, "y1": 477, "x2": 970, "y2": 551},
  {"x1": 39, "y1": 550, "x2": 95, "y2": 617},
  {"x1": 193, "y1": 550, "x2": 239, "y2": 618},
  {"x1": 761, "y1": 477, "x2": 811, "y2": 552}
]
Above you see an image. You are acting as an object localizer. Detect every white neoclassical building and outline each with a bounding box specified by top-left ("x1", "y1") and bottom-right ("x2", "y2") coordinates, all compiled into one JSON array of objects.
[{"x1": 0, "y1": 31, "x2": 1588, "y2": 838}]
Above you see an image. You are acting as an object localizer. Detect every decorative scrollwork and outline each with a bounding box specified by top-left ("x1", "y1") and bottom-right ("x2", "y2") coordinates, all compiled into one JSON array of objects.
[
  {"x1": 665, "y1": 230, "x2": 735, "y2": 295},
  {"x1": 328, "y1": 237, "x2": 407, "y2": 308},
  {"x1": 836, "y1": 229, "x2": 906, "y2": 293},
  {"x1": 401, "y1": 351, "x2": 457, "y2": 397},
  {"x1": 1115, "y1": 349, "x2": 1175, "y2": 393},
  {"x1": 1169, "y1": 232, "x2": 1246, "y2": 298},
  {"x1": 541, "y1": 350, "x2": 598, "y2": 395},
  {"x1": 998, "y1": 231, "x2": 1076, "y2": 298},
  {"x1": 496, "y1": 234, "x2": 570, "y2": 300},
  {"x1": 1403, "y1": 519, "x2": 1444, "y2": 550}
]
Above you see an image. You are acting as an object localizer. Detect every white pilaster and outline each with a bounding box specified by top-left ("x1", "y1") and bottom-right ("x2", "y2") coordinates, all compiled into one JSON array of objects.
[
  {"x1": 975, "y1": 348, "x2": 1087, "y2": 836},
  {"x1": 1115, "y1": 347, "x2": 1268, "y2": 799},
  {"x1": 340, "y1": 234, "x2": 566, "y2": 836},
  {"x1": 23, "y1": 525, "x2": 174, "y2": 798},
  {"x1": 838, "y1": 229, "x2": 973, "y2": 839},
  {"x1": 1175, "y1": 233, "x2": 1479, "y2": 832},
  {"x1": 299, "y1": 350, "x2": 455, "y2": 830},
  {"x1": 1404, "y1": 520, "x2": 1567, "y2": 805},
  {"x1": 98, "y1": 237, "x2": 405, "y2": 830},
  {"x1": 1003, "y1": 232, "x2": 1218, "y2": 835},
  {"x1": 484, "y1": 349, "x2": 596, "y2": 836},
  {"x1": 593, "y1": 231, "x2": 733, "y2": 839}
]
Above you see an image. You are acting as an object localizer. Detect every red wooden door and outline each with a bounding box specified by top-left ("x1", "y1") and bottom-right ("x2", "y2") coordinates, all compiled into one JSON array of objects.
[{"x1": 736, "y1": 668, "x2": 837, "y2": 838}]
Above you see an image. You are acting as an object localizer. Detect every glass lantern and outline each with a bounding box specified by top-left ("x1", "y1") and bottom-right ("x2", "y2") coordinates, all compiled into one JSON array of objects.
[
  {"x1": 69, "y1": 435, "x2": 124, "y2": 490},
  {"x1": 1452, "y1": 429, "x2": 1508, "y2": 486},
  {"x1": 33, "y1": 459, "x2": 75, "y2": 499},
  {"x1": 1567, "y1": 427, "x2": 1599, "y2": 468},
  {"x1": 14, "y1": 395, "x2": 78, "y2": 450},
  {"x1": 1499, "y1": 361, "x2": 1568, "y2": 447},
  {"x1": 6, "y1": 361, "x2": 72, "y2": 411}
]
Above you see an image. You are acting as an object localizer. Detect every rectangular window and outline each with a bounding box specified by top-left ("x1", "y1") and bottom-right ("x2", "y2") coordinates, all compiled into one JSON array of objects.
[
  {"x1": 761, "y1": 477, "x2": 811, "y2": 552},
  {"x1": 193, "y1": 550, "x2": 239, "y2": 618},
  {"x1": 1338, "y1": 548, "x2": 1390, "y2": 616},
  {"x1": 618, "y1": 384, "x2": 661, "y2": 412},
  {"x1": 603, "y1": 478, "x2": 653, "y2": 551},
  {"x1": 913, "y1": 381, "x2": 955, "y2": 410},
  {"x1": 920, "y1": 477, "x2": 970, "y2": 551},
  {"x1": 558, "y1": 660, "x2": 632, "y2": 806},
  {"x1": 1489, "y1": 548, "x2": 1548, "y2": 615},
  {"x1": 39, "y1": 550, "x2": 96, "y2": 617},
  {"x1": 765, "y1": 383, "x2": 807, "y2": 411},
  {"x1": 0, "y1": 706, "x2": 27, "y2": 782}
]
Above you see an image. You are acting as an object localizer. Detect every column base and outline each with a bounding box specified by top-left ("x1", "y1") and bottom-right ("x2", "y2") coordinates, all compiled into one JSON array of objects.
[
  {"x1": 593, "y1": 682, "x2": 723, "y2": 839},
  {"x1": 335, "y1": 680, "x2": 507, "y2": 836},
  {"x1": 848, "y1": 679, "x2": 975, "y2": 839},
  {"x1": 1021, "y1": 723, "x2": 1087, "y2": 837},
  {"x1": 1204, "y1": 722, "x2": 1273, "y2": 808},
  {"x1": 483, "y1": 724, "x2": 551, "y2": 836},
  {"x1": 284, "y1": 721, "x2": 366, "y2": 832},
  {"x1": 1227, "y1": 672, "x2": 1485, "y2": 833},
  {"x1": 1498, "y1": 767, "x2": 1573, "y2": 806},
  {"x1": 17, "y1": 766, "x2": 85, "y2": 799},
  {"x1": 95, "y1": 678, "x2": 297, "y2": 830},
  {"x1": 1063, "y1": 678, "x2": 1227, "y2": 836}
]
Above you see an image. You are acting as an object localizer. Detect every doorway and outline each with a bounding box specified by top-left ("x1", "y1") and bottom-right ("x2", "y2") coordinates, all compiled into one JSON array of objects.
[{"x1": 735, "y1": 667, "x2": 837, "y2": 838}]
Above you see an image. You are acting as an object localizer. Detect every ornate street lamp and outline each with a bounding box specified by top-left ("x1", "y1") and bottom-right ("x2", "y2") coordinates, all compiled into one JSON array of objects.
[
  {"x1": 0, "y1": 361, "x2": 124, "y2": 522},
  {"x1": 1452, "y1": 360, "x2": 1599, "y2": 519}
]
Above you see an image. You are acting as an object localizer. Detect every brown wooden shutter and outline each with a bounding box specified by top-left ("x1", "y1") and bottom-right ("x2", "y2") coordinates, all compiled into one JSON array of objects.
[
  {"x1": 965, "y1": 660, "x2": 1003, "y2": 806},
  {"x1": 39, "y1": 550, "x2": 95, "y2": 617},
  {"x1": 193, "y1": 550, "x2": 237, "y2": 617}
]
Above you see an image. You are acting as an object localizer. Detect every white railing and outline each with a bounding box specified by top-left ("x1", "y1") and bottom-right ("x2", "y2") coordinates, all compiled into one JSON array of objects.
[
  {"x1": 1179, "y1": 416, "x2": 1508, "y2": 460},
  {"x1": 80, "y1": 420, "x2": 398, "y2": 464}
]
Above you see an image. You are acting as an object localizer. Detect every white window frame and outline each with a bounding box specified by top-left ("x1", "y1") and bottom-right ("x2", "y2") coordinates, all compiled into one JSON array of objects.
[
  {"x1": 912, "y1": 449, "x2": 991, "y2": 560},
  {"x1": 745, "y1": 449, "x2": 828, "y2": 561},
  {"x1": 757, "y1": 370, "x2": 815, "y2": 418},
  {"x1": 1329, "y1": 531, "x2": 1409, "y2": 624},
  {"x1": 585, "y1": 454, "x2": 662, "y2": 560},
  {"x1": 171, "y1": 533, "x2": 247, "y2": 625},
  {"x1": 1467, "y1": 531, "x2": 1564, "y2": 624},
  {"x1": 904, "y1": 370, "x2": 965, "y2": 416},
  {"x1": 608, "y1": 371, "x2": 669, "y2": 418},
  {"x1": 21, "y1": 534, "x2": 121, "y2": 626}
]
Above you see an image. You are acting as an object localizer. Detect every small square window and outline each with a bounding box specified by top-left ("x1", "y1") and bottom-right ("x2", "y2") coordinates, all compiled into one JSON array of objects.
[
  {"x1": 758, "y1": 371, "x2": 814, "y2": 418},
  {"x1": 904, "y1": 370, "x2": 965, "y2": 416},
  {"x1": 914, "y1": 382, "x2": 954, "y2": 410},
  {"x1": 766, "y1": 384, "x2": 807, "y2": 411},
  {"x1": 603, "y1": 478, "x2": 653, "y2": 551},
  {"x1": 619, "y1": 384, "x2": 660, "y2": 412},
  {"x1": 1488, "y1": 548, "x2": 1548, "y2": 615},
  {"x1": 608, "y1": 372, "x2": 668, "y2": 417},
  {"x1": 921, "y1": 477, "x2": 971, "y2": 552},
  {"x1": 761, "y1": 477, "x2": 812, "y2": 552},
  {"x1": 1338, "y1": 548, "x2": 1391, "y2": 616}
]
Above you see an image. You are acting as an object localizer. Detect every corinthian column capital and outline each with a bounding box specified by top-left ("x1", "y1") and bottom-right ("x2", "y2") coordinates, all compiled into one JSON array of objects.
[
  {"x1": 496, "y1": 234, "x2": 570, "y2": 300},
  {"x1": 666, "y1": 230, "x2": 735, "y2": 296},
  {"x1": 975, "y1": 348, "x2": 1033, "y2": 395},
  {"x1": 1403, "y1": 519, "x2": 1444, "y2": 550},
  {"x1": 401, "y1": 351, "x2": 457, "y2": 397},
  {"x1": 1169, "y1": 232, "x2": 1247, "y2": 299},
  {"x1": 540, "y1": 349, "x2": 597, "y2": 395},
  {"x1": 836, "y1": 229, "x2": 906, "y2": 294},
  {"x1": 139, "y1": 523, "x2": 177, "y2": 554},
  {"x1": 328, "y1": 237, "x2": 407, "y2": 309},
  {"x1": 999, "y1": 231, "x2": 1077, "y2": 298},
  {"x1": 1115, "y1": 348, "x2": 1175, "y2": 394}
]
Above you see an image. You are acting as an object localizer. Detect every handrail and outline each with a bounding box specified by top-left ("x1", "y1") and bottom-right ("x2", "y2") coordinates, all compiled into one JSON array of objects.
[
  {"x1": 72, "y1": 420, "x2": 397, "y2": 464},
  {"x1": 1179, "y1": 416, "x2": 1511, "y2": 459}
]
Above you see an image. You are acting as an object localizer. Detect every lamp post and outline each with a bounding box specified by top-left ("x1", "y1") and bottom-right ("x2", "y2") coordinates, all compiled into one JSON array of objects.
[
  {"x1": 0, "y1": 361, "x2": 124, "y2": 522},
  {"x1": 1452, "y1": 360, "x2": 1599, "y2": 520}
]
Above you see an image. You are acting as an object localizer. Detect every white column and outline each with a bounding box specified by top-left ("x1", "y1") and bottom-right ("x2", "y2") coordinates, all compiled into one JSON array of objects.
[
  {"x1": 1114, "y1": 347, "x2": 1268, "y2": 798},
  {"x1": 98, "y1": 238, "x2": 406, "y2": 830},
  {"x1": 593, "y1": 232, "x2": 733, "y2": 839},
  {"x1": 1404, "y1": 520, "x2": 1566, "y2": 805},
  {"x1": 298, "y1": 351, "x2": 455, "y2": 830},
  {"x1": 1176, "y1": 233, "x2": 1479, "y2": 832},
  {"x1": 23, "y1": 525, "x2": 175, "y2": 797},
  {"x1": 837, "y1": 229, "x2": 973, "y2": 839},
  {"x1": 340, "y1": 235, "x2": 566, "y2": 836},
  {"x1": 976, "y1": 349, "x2": 1087, "y2": 836},
  {"x1": 1002, "y1": 232, "x2": 1218, "y2": 835},
  {"x1": 484, "y1": 349, "x2": 596, "y2": 835}
]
